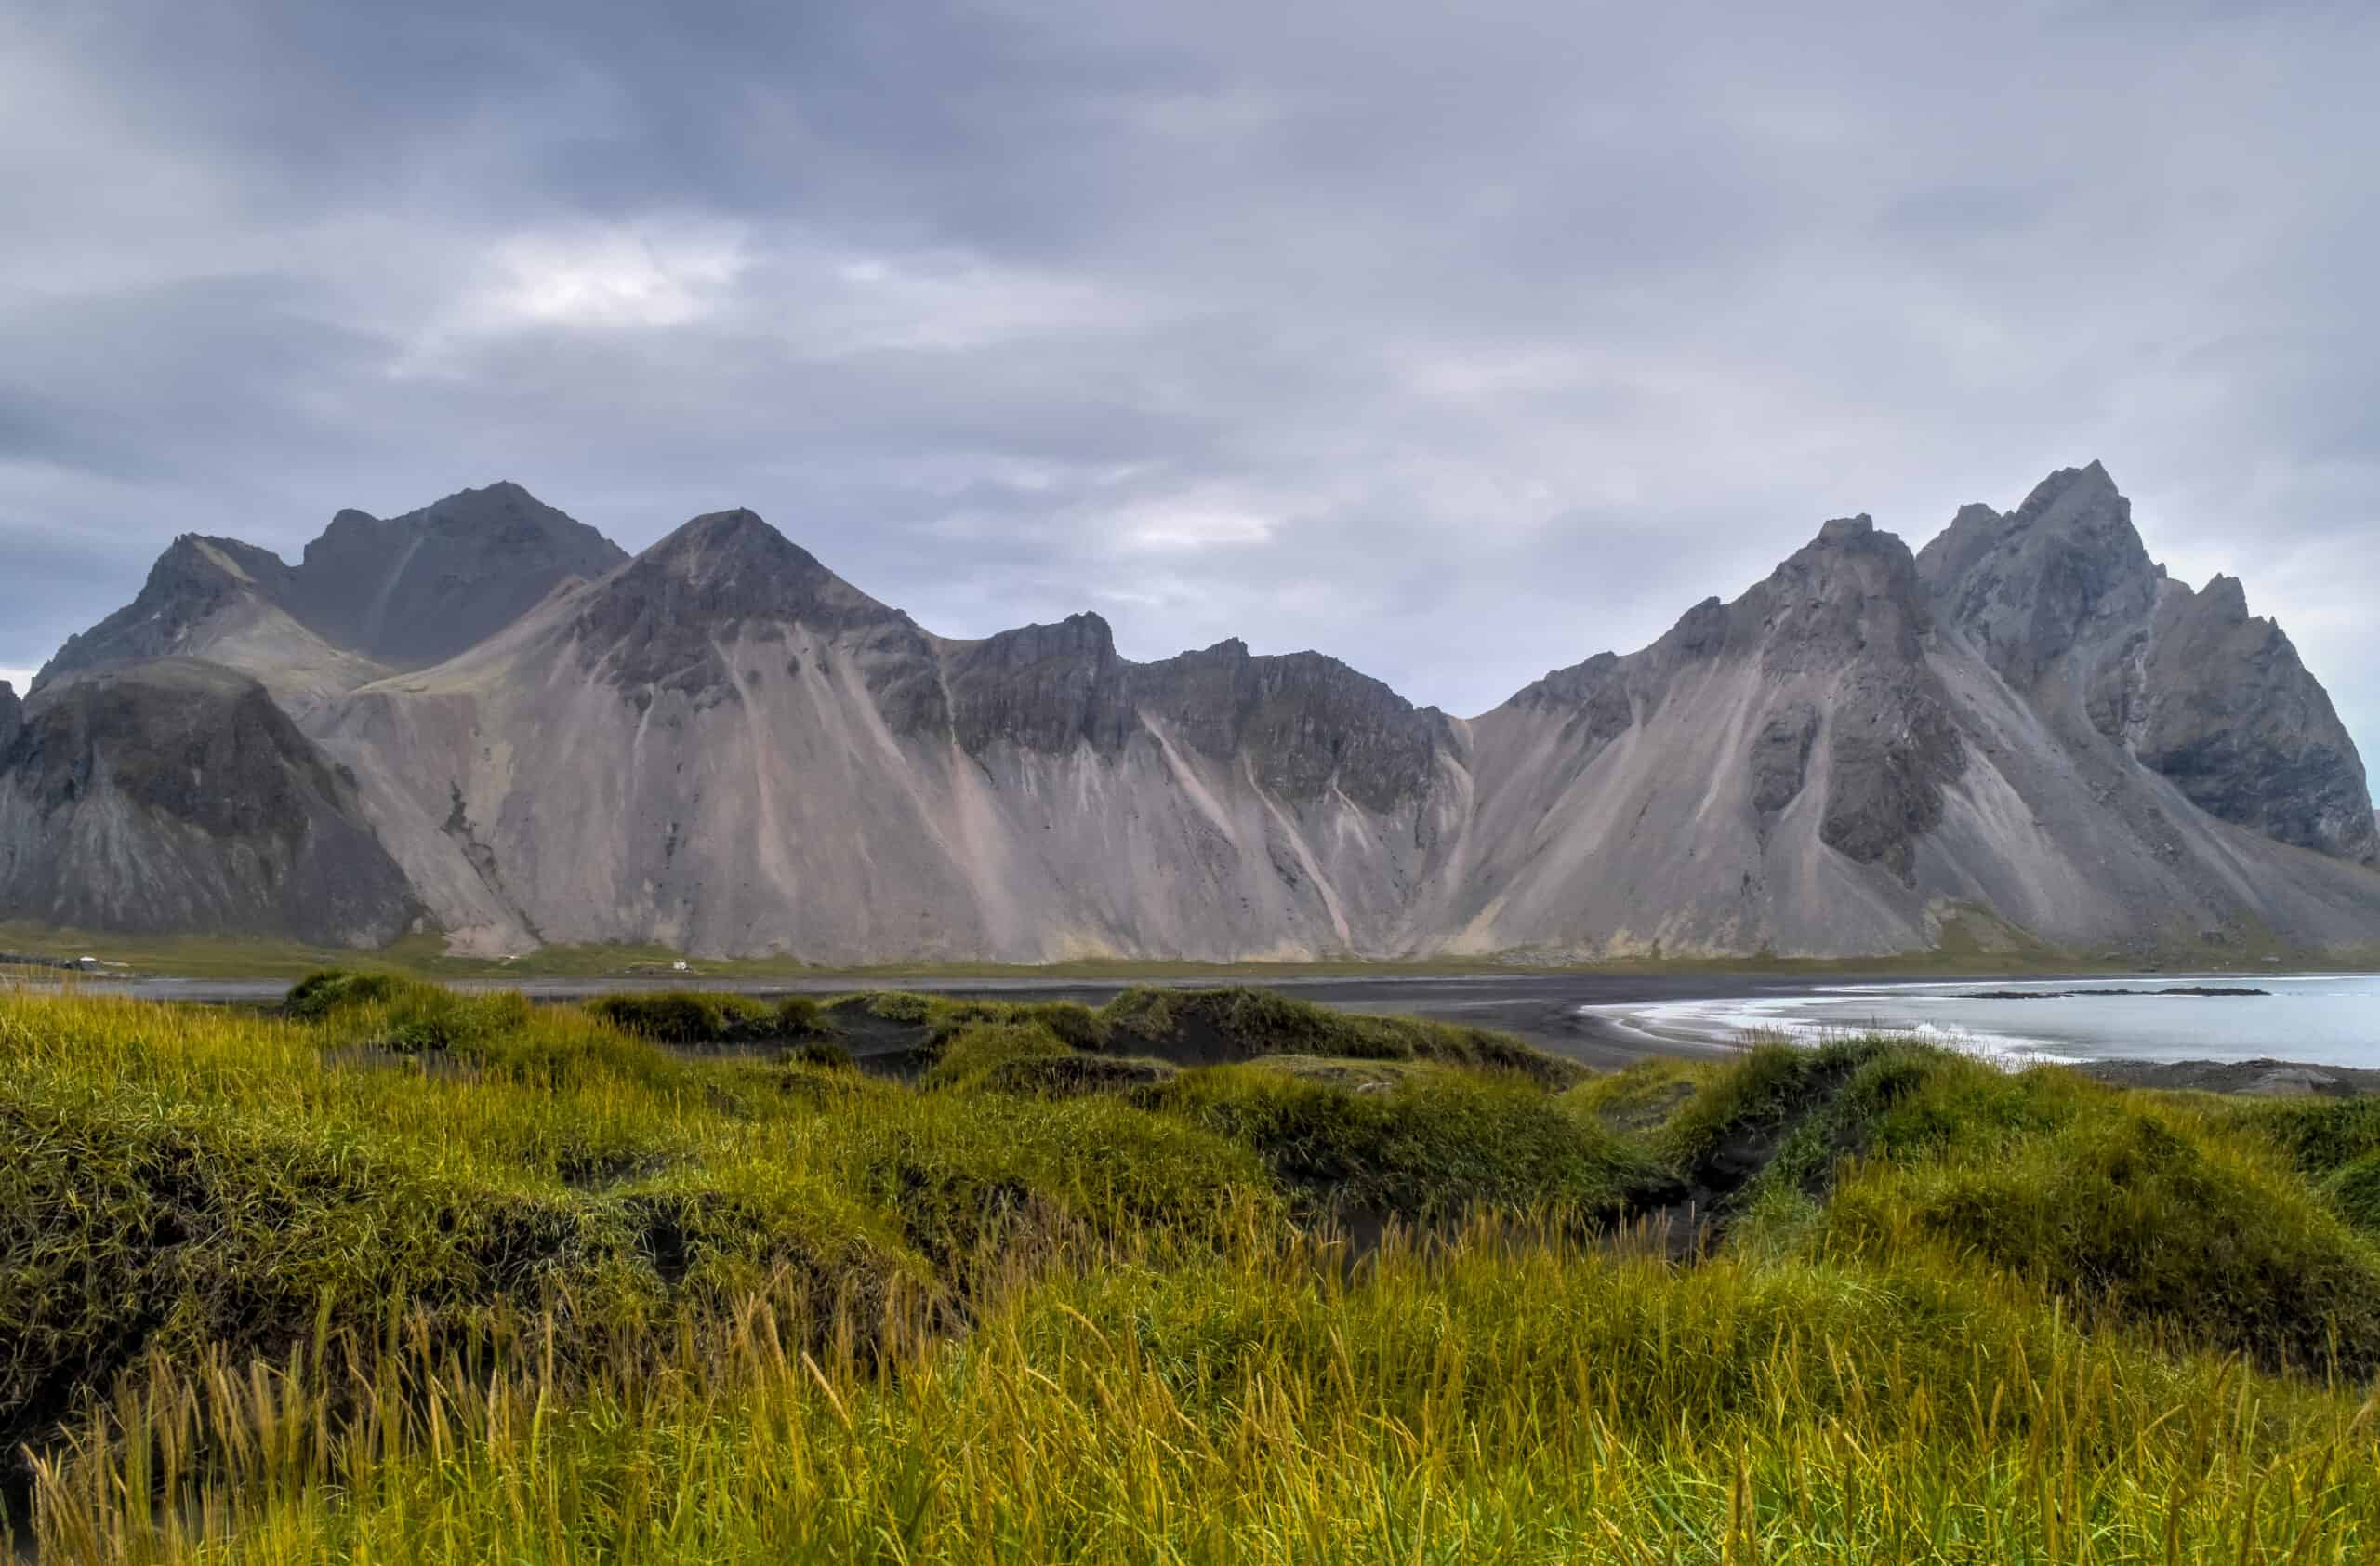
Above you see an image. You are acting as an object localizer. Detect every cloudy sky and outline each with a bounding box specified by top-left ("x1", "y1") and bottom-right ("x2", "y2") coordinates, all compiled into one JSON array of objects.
[{"x1": 3, "y1": 0, "x2": 2374, "y2": 776}]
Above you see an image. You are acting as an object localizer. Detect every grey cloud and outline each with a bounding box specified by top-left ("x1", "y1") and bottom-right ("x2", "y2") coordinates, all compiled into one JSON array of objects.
[{"x1": 1, "y1": 0, "x2": 2374, "y2": 786}]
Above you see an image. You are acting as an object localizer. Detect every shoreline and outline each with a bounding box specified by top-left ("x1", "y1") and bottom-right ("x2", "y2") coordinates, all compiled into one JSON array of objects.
[{"x1": 16, "y1": 965, "x2": 2373, "y2": 1095}]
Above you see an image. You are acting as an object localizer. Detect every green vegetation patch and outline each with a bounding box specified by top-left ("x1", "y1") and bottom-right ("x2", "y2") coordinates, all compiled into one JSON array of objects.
[
  {"x1": 919, "y1": 1018, "x2": 1075, "y2": 1092},
  {"x1": 2219, "y1": 1094, "x2": 2380, "y2": 1177},
  {"x1": 0, "y1": 1060, "x2": 903, "y2": 1455},
  {"x1": 587, "y1": 990, "x2": 837, "y2": 1045},
  {"x1": 2331, "y1": 1152, "x2": 2380, "y2": 1237},
  {"x1": 1099, "y1": 985, "x2": 1584, "y2": 1088},
  {"x1": 1563, "y1": 1055, "x2": 1715, "y2": 1134},
  {"x1": 1141, "y1": 1061, "x2": 1674, "y2": 1223},
  {"x1": 22, "y1": 980, "x2": 2380, "y2": 1562},
  {"x1": 1808, "y1": 1069, "x2": 2380, "y2": 1375},
  {"x1": 287, "y1": 967, "x2": 534, "y2": 1055}
]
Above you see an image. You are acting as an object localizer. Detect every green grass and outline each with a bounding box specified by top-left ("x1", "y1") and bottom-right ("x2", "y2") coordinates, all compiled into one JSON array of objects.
[
  {"x1": 10, "y1": 983, "x2": 2380, "y2": 1562},
  {"x1": 1099, "y1": 985, "x2": 1587, "y2": 1087},
  {"x1": 1141, "y1": 1062, "x2": 1675, "y2": 1223}
]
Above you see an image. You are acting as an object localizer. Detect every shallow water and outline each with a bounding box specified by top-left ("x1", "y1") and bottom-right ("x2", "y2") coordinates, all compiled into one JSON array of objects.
[{"x1": 1586, "y1": 975, "x2": 2380, "y2": 1068}]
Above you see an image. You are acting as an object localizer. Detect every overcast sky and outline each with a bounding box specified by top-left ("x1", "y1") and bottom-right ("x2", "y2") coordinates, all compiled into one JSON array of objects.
[{"x1": 3, "y1": 1, "x2": 2374, "y2": 779}]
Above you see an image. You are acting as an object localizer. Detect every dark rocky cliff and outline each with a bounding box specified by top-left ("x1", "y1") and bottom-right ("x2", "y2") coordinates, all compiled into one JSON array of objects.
[
  {"x1": 943, "y1": 614, "x2": 1450, "y2": 811},
  {"x1": 288, "y1": 482, "x2": 628, "y2": 667},
  {"x1": 2122, "y1": 577, "x2": 2376, "y2": 864},
  {"x1": 1923, "y1": 462, "x2": 2374, "y2": 866},
  {"x1": 1918, "y1": 462, "x2": 2161, "y2": 691},
  {"x1": 0, "y1": 661, "x2": 416, "y2": 943}
]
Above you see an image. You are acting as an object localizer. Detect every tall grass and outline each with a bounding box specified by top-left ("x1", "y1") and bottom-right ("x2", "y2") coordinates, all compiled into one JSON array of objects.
[{"x1": 7, "y1": 986, "x2": 2380, "y2": 1561}]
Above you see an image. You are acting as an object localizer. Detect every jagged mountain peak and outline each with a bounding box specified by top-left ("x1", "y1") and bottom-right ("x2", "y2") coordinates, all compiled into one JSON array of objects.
[
  {"x1": 161, "y1": 533, "x2": 294, "y2": 586},
  {"x1": 2195, "y1": 572, "x2": 2253, "y2": 620},
  {"x1": 2020, "y1": 457, "x2": 2120, "y2": 511},
  {"x1": 277, "y1": 484, "x2": 628, "y2": 668},
  {"x1": 1750, "y1": 511, "x2": 1933, "y2": 673},
  {"x1": 1920, "y1": 461, "x2": 2159, "y2": 689},
  {"x1": 572, "y1": 509, "x2": 918, "y2": 708},
  {"x1": 13, "y1": 462, "x2": 2375, "y2": 962},
  {"x1": 617, "y1": 508, "x2": 896, "y2": 621},
  {"x1": 311, "y1": 483, "x2": 555, "y2": 561},
  {"x1": 34, "y1": 533, "x2": 298, "y2": 693},
  {"x1": 641, "y1": 507, "x2": 819, "y2": 577},
  {"x1": 959, "y1": 611, "x2": 1119, "y2": 670}
]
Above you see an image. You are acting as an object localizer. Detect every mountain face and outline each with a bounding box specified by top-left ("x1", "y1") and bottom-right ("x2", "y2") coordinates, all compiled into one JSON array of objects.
[
  {"x1": 309, "y1": 511, "x2": 1462, "y2": 959},
  {"x1": 7, "y1": 466, "x2": 2375, "y2": 959},
  {"x1": 0, "y1": 661, "x2": 416, "y2": 943},
  {"x1": 35, "y1": 484, "x2": 626, "y2": 710},
  {"x1": 287, "y1": 482, "x2": 628, "y2": 667},
  {"x1": 1919, "y1": 464, "x2": 2375, "y2": 866},
  {"x1": 33, "y1": 536, "x2": 390, "y2": 722}
]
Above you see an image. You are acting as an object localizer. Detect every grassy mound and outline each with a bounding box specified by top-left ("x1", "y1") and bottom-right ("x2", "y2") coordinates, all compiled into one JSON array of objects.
[
  {"x1": 1661, "y1": 1044, "x2": 2380, "y2": 1375},
  {"x1": 1564, "y1": 1055, "x2": 1713, "y2": 1134},
  {"x1": 2221, "y1": 1094, "x2": 2380, "y2": 1176},
  {"x1": 1142, "y1": 1060, "x2": 1674, "y2": 1222},
  {"x1": 587, "y1": 990, "x2": 837, "y2": 1045},
  {"x1": 286, "y1": 967, "x2": 533, "y2": 1054},
  {"x1": 2331, "y1": 1153, "x2": 2380, "y2": 1236},
  {"x1": 1099, "y1": 986, "x2": 1586, "y2": 1087},
  {"x1": 919, "y1": 1018, "x2": 1075, "y2": 1091},
  {"x1": 0, "y1": 1014, "x2": 906, "y2": 1458}
]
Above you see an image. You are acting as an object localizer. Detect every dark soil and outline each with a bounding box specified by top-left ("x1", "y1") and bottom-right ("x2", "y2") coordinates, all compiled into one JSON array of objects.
[{"x1": 2077, "y1": 1056, "x2": 2380, "y2": 1097}]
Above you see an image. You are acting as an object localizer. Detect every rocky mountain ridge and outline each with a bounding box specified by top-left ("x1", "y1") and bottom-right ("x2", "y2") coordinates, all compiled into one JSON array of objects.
[
  {"x1": 4, "y1": 463, "x2": 2373, "y2": 961},
  {"x1": 35, "y1": 483, "x2": 626, "y2": 705}
]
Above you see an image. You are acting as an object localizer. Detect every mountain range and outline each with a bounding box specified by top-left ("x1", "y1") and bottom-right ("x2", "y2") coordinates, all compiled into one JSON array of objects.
[{"x1": 4, "y1": 463, "x2": 2374, "y2": 962}]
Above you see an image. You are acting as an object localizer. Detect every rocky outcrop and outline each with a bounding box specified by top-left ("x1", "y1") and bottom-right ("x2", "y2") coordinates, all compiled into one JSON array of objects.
[
  {"x1": 0, "y1": 661, "x2": 416, "y2": 944},
  {"x1": 1921, "y1": 465, "x2": 2375, "y2": 868},
  {"x1": 941, "y1": 613, "x2": 1450, "y2": 811},
  {"x1": 0, "y1": 682, "x2": 19, "y2": 755},
  {"x1": 2122, "y1": 577, "x2": 2376, "y2": 864},
  {"x1": 1130, "y1": 640, "x2": 1453, "y2": 815},
  {"x1": 1744, "y1": 517, "x2": 1966, "y2": 878},
  {"x1": 1919, "y1": 463, "x2": 2161, "y2": 691},
  {"x1": 945, "y1": 613, "x2": 1137, "y2": 755}
]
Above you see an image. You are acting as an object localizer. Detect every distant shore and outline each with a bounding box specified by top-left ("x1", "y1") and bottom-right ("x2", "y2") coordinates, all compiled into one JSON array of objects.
[{"x1": 23, "y1": 964, "x2": 2373, "y2": 1095}]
